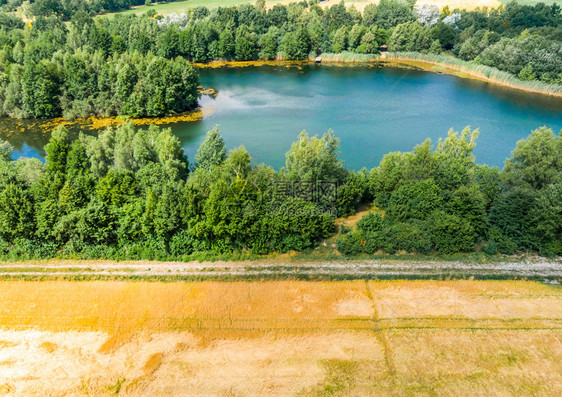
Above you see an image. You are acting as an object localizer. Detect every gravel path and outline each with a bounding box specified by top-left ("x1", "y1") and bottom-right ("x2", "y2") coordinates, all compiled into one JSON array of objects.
[{"x1": 0, "y1": 259, "x2": 560, "y2": 280}]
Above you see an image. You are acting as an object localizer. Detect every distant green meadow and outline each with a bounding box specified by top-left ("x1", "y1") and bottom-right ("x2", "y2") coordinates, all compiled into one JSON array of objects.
[{"x1": 98, "y1": 0, "x2": 271, "y2": 18}]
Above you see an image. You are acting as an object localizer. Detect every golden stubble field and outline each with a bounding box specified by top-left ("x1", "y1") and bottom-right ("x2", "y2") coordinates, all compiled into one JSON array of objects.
[{"x1": 0, "y1": 280, "x2": 561, "y2": 396}]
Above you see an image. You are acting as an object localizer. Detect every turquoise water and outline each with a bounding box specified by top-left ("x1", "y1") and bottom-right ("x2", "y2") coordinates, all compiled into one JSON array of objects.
[
  {"x1": 3, "y1": 64, "x2": 562, "y2": 170},
  {"x1": 174, "y1": 64, "x2": 562, "y2": 170}
]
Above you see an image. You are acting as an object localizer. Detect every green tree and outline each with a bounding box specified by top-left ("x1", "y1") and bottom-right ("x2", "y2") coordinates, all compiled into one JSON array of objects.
[
  {"x1": 0, "y1": 183, "x2": 35, "y2": 241},
  {"x1": 502, "y1": 127, "x2": 562, "y2": 191},
  {"x1": 283, "y1": 130, "x2": 348, "y2": 182},
  {"x1": 429, "y1": 210, "x2": 475, "y2": 253},
  {"x1": 0, "y1": 140, "x2": 12, "y2": 162},
  {"x1": 518, "y1": 65, "x2": 537, "y2": 81},
  {"x1": 158, "y1": 26, "x2": 180, "y2": 59},
  {"x1": 218, "y1": 29, "x2": 235, "y2": 59},
  {"x1": 430, "y1": 22, "x2": 456, "y2": 50},
  {"x1": 294, "y1": 27, "x2": 312, "y2": 59},
  {"x1": 22, "y1": 60, "x2": 61, "y2": 118},
  {"x1": 434, "y1": 127, "x2": 479, "y2": 190},
  {"x1": 489, "y1": 188, "x2": 536, "y2": 250},
  {"x1": 386, "y1": 179, "x2": 443, "y2": 221},
  {"x1": 389, "y1": 21, "x2": 433, "y2": 52},
  {"x1": 447, "y1": 184, "x2": 487, "y2": 237},
  {"x1": 259, "y1": 28, "x2": 279, "y2": 59},
  {"x1": 64, "y1": 55, "x2": 95, "y2": 101},
  {"x1": 332, "y1": 26, "x2": 348, "y2": 53},
  {"x1": 225, "y1": 146, "x2": 252, "y2": 180},
  {"x1": 44, "y1": 126, "x2": 71, "y2": 175},
  {"x1": 529, "y1": 183, "x2": 562, "y2": 255},
  {"x1": 374, "y1": 0, "x2": 415, "y2": 29},
  {"x1": 195, "y1": 127, "x2": 227, "y2": 171},
  {"x1": 235, "y1": 25, "x2": 257, "y2": 61},
  {"x1": 348, "y1": 24, "x2": 366, "y2": 51},
  {"x1": 282, "y1": 28, "x2": 311, "y2": 60}
]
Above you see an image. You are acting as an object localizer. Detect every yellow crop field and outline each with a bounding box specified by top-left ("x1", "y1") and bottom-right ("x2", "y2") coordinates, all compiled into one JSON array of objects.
[{"x1": 0, "y1": 280, "x2": 561, "y2": 395}]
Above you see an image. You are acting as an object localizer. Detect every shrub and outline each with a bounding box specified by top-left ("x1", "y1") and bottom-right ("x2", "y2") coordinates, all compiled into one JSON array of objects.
[
  {"x1": 336, "y1": 232, "x2": 364, "y2": 255},
  {"x1": 429, "y1": 210, "x2": 475, "y2": 254}
]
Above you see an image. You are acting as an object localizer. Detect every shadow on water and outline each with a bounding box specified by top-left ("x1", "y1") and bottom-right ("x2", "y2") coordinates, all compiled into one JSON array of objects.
[{"x1": 454, "y1": 77, "x2": 562, "y2": 113}]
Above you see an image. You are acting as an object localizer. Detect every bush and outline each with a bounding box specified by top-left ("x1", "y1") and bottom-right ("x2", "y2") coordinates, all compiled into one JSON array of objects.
[
  {"x1": 336, "y1": 232, "x2": 364, "y2": 255},
  {"x1": 388, "y1": 221, "x2": 432, "y2": 254},
  {"x1": 488, "y1": 189, "x2": 536, "y2": 250},
  {"x1": 356, "y1": 212, "x2": 385, "y2": 234},
  {"x1": 429, "y1": 210, "x2": 475, "y2": 254}
]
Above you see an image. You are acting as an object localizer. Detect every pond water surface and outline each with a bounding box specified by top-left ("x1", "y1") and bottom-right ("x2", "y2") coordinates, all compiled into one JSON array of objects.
[{"x1": 2, "y1": 63, "x2": 561, "y2": 170}]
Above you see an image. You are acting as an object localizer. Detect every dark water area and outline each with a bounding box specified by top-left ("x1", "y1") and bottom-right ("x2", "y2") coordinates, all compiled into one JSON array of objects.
[{"x1": 2, "y1": 64, "x2": 561, "y2": 170}]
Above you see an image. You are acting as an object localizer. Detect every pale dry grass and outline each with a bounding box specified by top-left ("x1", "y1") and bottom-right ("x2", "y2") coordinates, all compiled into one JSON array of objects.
[
  {"x1": 384, "y1": 329, "x2": 562, "y2": 396},
  {"x1": 0, "y1": 281, "x2": 197, "y2": 331},
  {"x1": 368, "y1": 280, "x2": 562, "y2": 320},
  {"x1": 335, "y1": 203, "x2": 378, "y2": 229},
  {"x1": 145, "y1": 332, "x2": 386, "y2": 396},
  {"x1": 0, "y1": 280, "x2": 561, "y2": 395},
  {"x1": 0, "y1": 329, "x2": 385, "y2": 396}
]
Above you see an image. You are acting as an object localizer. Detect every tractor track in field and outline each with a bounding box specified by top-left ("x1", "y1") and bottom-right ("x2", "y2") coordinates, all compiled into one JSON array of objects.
[{"x1": 0, "y1": 259, "x2": 560, "y2": 280}]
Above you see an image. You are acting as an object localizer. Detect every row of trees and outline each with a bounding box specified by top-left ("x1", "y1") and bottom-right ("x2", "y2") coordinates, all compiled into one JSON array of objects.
[
  {"x1": 0, "y1": 124, "x2": 343, "y2": 258},
  {"x1": 0, "y1": 124, "x2": 560, "y2": 259},
  {"x1": 337, "y1": 127, "x2": 562, "y2": 256}
]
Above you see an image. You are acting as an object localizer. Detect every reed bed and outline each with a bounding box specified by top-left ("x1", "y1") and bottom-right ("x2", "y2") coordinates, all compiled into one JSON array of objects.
[
  {"x1": 385, "y1": 52, "x2": 562, "y2": 97},
  {"x1": 313, "y1": 52, "x2": 381, "y2": 62}
]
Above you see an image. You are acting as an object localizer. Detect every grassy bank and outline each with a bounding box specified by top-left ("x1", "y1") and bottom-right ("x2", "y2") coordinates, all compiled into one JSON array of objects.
[
  {"x1": 384, "y1": 52, "x2": 562, "y2": 98},
  {"x1": 98, "y1": 0, "x2": 287, "y2": 18}
]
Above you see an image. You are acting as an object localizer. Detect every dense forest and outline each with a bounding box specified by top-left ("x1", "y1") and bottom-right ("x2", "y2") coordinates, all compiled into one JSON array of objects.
[
  {"x1": 0, "y1": 124, "x2": 560, "y2": 260},
  {"x1": 0, "y1": 0, "x2": 560, "y2": 119}
]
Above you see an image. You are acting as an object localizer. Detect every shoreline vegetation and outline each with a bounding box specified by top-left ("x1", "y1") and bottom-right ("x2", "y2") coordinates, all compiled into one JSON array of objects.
[
  {"x1": 195, "y1": 54, "x2": 562, "y2": 97},
  {"x1": 383, "y1": 52, "x2": 562, "y2": 97}
]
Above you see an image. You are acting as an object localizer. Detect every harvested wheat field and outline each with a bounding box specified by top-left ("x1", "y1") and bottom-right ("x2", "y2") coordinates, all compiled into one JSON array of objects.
[{"x1": 0, "y1": 280, "x2": 561, "y2": 396}]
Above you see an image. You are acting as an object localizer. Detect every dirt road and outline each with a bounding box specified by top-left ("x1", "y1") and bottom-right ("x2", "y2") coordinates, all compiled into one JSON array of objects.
[{"x1": 0, "y1": 258, "x2": 560, "y2": 280}]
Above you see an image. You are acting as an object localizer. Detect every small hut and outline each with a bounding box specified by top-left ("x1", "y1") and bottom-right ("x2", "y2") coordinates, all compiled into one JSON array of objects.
[
  {"x1": 379, "y1": 45, "x2": 388, "y2": 53},
  {"x1": 315, "y1": 56, "x2": 322, "y2": 64}
]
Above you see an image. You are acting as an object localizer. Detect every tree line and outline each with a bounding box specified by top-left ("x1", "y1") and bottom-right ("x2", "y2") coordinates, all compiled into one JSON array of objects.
[
  {"x1": 337, "y1": 127, "x2": 562, "y2": 256},
  {"x1": 0, "y1": 0, "x2": 560, "y2": 120},
  {"x1": 0, "y1": 0, "x2": 164, "y2": 19},
  {"x1": 0, "y1": 124, "x2": 560, "y2": 260}
]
